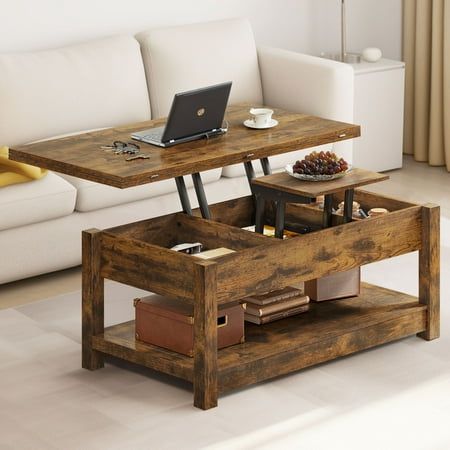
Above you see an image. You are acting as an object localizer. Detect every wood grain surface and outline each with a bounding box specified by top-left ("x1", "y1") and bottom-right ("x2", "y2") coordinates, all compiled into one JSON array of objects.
[
  {"x1": 418, "y1": 204, "x2": 440, "y2": 340},
  {"x1": 218, "y1": 284, "x2": 426, "y2": 391},
  {"x1": 99, "y1": 197, "x2": 424, "y2": 306},
  {"x1": 252, "y1": 168, "x2": 389, "y2": 197},
  {"x1": 105, "y1": 213, "x2": 269, "y2": 250},
  {"x1": 100, "y1": 231, "x2": 198, "y2": 302},
  {"x1": 82, "y1": 229, "x2": 105, "y2": 370},
  {"x1": 92, "y1": 320, "x2": 194, "y2": 382},
  {"x1": 193, "y1": 262, "x2": 218, "y2": 409},
  {"x1": 9, "y1": 104, "x2": 360, "y2": 188},
  {"x1": 92, "y1": 283, "x2": 425, "y2": 393},
  {"x1": 99, "y1": 213, "x2": 272, "y2": 303},
  {"x1": 215, "y1": 206, "x2": 423, "y2": 303}
]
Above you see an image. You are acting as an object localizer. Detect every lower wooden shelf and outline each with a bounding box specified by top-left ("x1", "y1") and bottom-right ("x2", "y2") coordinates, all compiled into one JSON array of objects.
[{"x1": 92, "y1": 283, "x2": 426, "y2": 392}]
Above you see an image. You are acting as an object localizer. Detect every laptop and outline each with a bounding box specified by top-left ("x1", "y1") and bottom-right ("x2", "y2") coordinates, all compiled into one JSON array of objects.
[{"x1": 131, "y1": 82, "x2": 232, "y2": 147}]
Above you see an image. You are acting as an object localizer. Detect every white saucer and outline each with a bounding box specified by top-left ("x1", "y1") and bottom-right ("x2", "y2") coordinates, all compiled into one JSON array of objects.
[{"x1": 244, "y1": 119, "x2": 278, "y2": 130}]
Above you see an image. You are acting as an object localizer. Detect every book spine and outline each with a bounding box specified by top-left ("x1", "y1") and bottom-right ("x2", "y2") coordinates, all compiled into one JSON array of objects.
[
  {"x1": 247, "y1": 288, "x2": 302, "y2": 306},
  {"x1": 244, "y1": 313, "x2": 261, "y2": 325},
  {"x1": 245, "y1": 306, "x2": 264, "y2": 317},
  {"x1": 245, "y1": 305, "x2": 309, "y2": 325},
  {"x1": 246, "y1": 295, "x2": 310, "y2": 317},
  {"x1": 259, "y1": 305, "x2": 309, "y2": 324}
]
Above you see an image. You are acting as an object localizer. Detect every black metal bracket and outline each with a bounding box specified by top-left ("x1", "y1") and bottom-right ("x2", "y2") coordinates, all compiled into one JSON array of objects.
[
  {"x1": 244, "y1": 158, "x2": 273, "y2": 195},
  {"x1": 323, "y1": 194, "x2": 334, "y2": 228},
  {"x1": 252, "y1": 184, "x2": 313, "y2": 239},
  {"x1": 192, "y1": 172, "x2": 211, "y2": 220},
  {"x1": 244, "y1": 160, "x2": 256, "y2": 188},
  {"x1": 175, "y1": 176, "x2": 193, "y2": 215},
  {"x1": 260, "y1": 157, "x2": 272, "y2": 176},
  {"x1": 343, "y1": 189, "x2": 354, "y2": 223}
]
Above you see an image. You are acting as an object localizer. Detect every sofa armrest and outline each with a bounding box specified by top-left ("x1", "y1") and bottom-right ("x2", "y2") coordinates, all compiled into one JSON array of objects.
[
  {"x1": 258, "y1": 47, "x2": 355, "y2": 161},
  {"x1": 258, "y1": 46, "x2": 354, "y2": 121}
]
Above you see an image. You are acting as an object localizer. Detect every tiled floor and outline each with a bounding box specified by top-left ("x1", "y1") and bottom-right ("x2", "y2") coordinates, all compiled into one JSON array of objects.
[{"x1": 0, "y1": 156, "x2": 449, "y2": 450}]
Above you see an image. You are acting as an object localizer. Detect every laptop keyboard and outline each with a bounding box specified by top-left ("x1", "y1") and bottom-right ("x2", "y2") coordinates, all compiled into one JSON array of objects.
[{"x1": 139, "y1": 126, "x2": 164, "y2": 141}]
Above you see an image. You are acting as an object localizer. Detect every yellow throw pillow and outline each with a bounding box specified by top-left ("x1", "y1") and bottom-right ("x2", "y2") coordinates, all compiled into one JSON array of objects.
[{"x1": 0, "y1": 146, "x2": 48, "y2": 187}]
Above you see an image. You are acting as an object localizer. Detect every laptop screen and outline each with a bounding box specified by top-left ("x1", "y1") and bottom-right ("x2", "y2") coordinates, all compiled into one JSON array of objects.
[{"x1": 161, "y1": 82, "x2": 232, "y2": 143}]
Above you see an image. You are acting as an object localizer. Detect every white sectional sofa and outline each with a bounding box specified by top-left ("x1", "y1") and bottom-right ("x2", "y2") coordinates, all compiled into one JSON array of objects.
[{"x1": 0, "y1": 18, "x2": 354, "y2": 285}]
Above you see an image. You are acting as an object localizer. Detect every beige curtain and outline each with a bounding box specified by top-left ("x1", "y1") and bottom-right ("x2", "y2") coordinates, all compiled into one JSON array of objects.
[{"x1": 403, "y1": 0, "x2": 450, "y2": 170}]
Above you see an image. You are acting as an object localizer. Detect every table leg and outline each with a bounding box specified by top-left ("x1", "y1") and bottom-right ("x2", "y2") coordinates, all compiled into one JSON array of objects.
[
  {"x1": 418, "y1": 204, "x2": 440, "y2": 341},
  {"x1": 175, "y1": 176, "x2": 193, "y2": 215},
  {"x1": 192, "y1": 172, "x2": 211, "y2": 220},
  {"x1": 343, "y1": 189, "x2": 354, "y2": 223},
  {"x1": 323, "y1": 194, "x2": 333, "y2": 228},
  {"x1": 82, "y1": 229, "x2": 104, "y2": 370},
  {"x1": 275, "y1": 200, "x2": 286, "y2": 239},
  {"x1": 255, "y1": 193, "x2": 266, "y2": 234},
  {"x1": 244, "y1": 161, "x2": 256, "y2": 190},
  {"x1": 260, "y1": 157, "x2": 272, "y2": 176},
  {"x1": 193, "y1": 263, "x2": 218, "y2": 410}
]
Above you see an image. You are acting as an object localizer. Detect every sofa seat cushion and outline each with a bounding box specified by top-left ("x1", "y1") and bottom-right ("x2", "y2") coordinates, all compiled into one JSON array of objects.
[
  {"x1": 221, "y1": 144, "x2": 334, "y2": 178},
  {"x1": 0, "y1": 35, "x2": 150, "y2": 147},
  {"x1": 137, "y1": 18, "x2": 263, "y2": 118},
  {"x1": 0, "y1": 172, "x2": 76, "y2": 231},
  {"x1": 59, "y1": 168, "x2": 222, "y2": 212}
]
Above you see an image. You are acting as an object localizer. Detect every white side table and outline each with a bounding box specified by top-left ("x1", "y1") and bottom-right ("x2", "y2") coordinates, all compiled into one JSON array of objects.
[{"x1": 351, "y1": 58, "x2": 405, "y2": 172}]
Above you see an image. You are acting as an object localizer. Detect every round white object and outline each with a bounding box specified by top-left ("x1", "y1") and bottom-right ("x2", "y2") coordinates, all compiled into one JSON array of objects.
[{"x1": 362, "y1": 47, "x2": 382, "y2": 63}]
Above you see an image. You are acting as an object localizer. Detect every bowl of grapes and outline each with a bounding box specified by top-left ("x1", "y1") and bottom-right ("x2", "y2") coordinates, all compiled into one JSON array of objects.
[{"x1": 286, "y1": 151, "x2": 351, "y2": 182}]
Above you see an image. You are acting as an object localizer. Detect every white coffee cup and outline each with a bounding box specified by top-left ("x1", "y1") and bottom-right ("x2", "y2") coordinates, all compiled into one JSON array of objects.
[{"x1": 249, "y1": 108, "x2": 274, "y2": 128}]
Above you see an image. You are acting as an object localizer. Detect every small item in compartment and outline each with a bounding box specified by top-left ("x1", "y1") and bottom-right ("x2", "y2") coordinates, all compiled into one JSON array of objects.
[
  {"x1": 245, "y1": 304, "x2": 310, "y2": 325},
  {"x1": 336, "y1": 201, "x2": 362, "y2": 219},
  {"x1": 193, "y1": 247, "x2": 236, "y2": 259},
  {"x1": 170, "y1": 242, "x2": 203, "y2": 254},
  {"x1": 358, "y1": 208, "x2": 369, "y2": 219},
  {"x1": 242, "y1": 225, "x2": 299, "y2": 239},
  {"x1": 135, "y1": 295, "x2": 245, "y2": 357},
  {"x1": 304, "y1": 267, "x2": 361, "y2": 302},
  {"x1": 339, "y1": 210, "x2": 364, "y2": 219},
  {"x1": 311, "y1": 195, "x2": 325, "y2": 209},
  {"x1": 338, "y1": 201, "x2": 360, "y2": 211},
  {"x1": 368, "y1": 208, "x2": 389, "y2": 218}
]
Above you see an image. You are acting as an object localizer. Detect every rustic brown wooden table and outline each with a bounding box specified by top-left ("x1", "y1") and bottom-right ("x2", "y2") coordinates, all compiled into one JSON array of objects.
[{"x1": 9, "y1": 104, "x2": 439, "y2": 410}]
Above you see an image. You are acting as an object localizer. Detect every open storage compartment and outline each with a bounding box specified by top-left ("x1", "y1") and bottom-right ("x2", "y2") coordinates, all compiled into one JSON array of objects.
[
  {"x1": 83, "y1": 189, "x2": 438, "y2": 409},
  {"x1": 98, "y1": 212, "x2": 274, "y2": 303}
]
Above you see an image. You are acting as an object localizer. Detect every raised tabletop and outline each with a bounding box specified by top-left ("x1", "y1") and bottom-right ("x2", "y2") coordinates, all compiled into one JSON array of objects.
[
  {"x1": 9, "y1": 104, "x2": 360, "y2": 188},
  {"x1": 251, "y1": 168, "x2": 389, "y2": 198}
]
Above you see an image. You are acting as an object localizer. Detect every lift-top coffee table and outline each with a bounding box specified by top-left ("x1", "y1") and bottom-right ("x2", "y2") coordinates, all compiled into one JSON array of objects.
[{"x1": 10, "y1": 104, "x2": 439, "y2": 410}]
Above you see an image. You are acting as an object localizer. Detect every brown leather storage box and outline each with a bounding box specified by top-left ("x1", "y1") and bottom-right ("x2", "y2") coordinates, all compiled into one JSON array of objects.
[
  {"x1": 304, "y1": 267, "x2": 361, "y2": 302},
  {"x1": 134, "y1": 296, "x2": 245, "y2": 357}
]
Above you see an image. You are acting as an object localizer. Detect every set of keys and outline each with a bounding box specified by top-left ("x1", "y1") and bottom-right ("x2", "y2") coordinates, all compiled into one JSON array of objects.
[
  {"x1": 100, "y1": 141, "x2": 140, "y2": 154},
  {"x1": 101, "y1": 140, "x2": 150, "y2": 162}
]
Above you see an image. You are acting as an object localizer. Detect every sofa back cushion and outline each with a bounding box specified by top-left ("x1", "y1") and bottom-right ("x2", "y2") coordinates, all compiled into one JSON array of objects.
[
  {"x1": 0, "y1": 36, "x2": 151, "y2": 147},
  {"x1": 137, "y1": 18, "x2": 263, "y2": 118}
]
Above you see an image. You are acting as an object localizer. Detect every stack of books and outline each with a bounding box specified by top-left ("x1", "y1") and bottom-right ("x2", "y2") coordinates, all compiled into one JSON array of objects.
[{"x1": 243, "y1": 287, "x2": 310, "y2": 325}]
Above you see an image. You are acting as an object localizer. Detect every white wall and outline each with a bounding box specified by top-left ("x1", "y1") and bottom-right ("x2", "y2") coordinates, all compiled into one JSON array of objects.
[
  {"x1": 0, "y1": 0, "x2": 313, "y2": 53},
  {"x1": 309, "y1": 0, "x2": 403, "y2": 60},
  {"x1": 0, "y1": 0, "x2": 402, "y2": 59}
]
